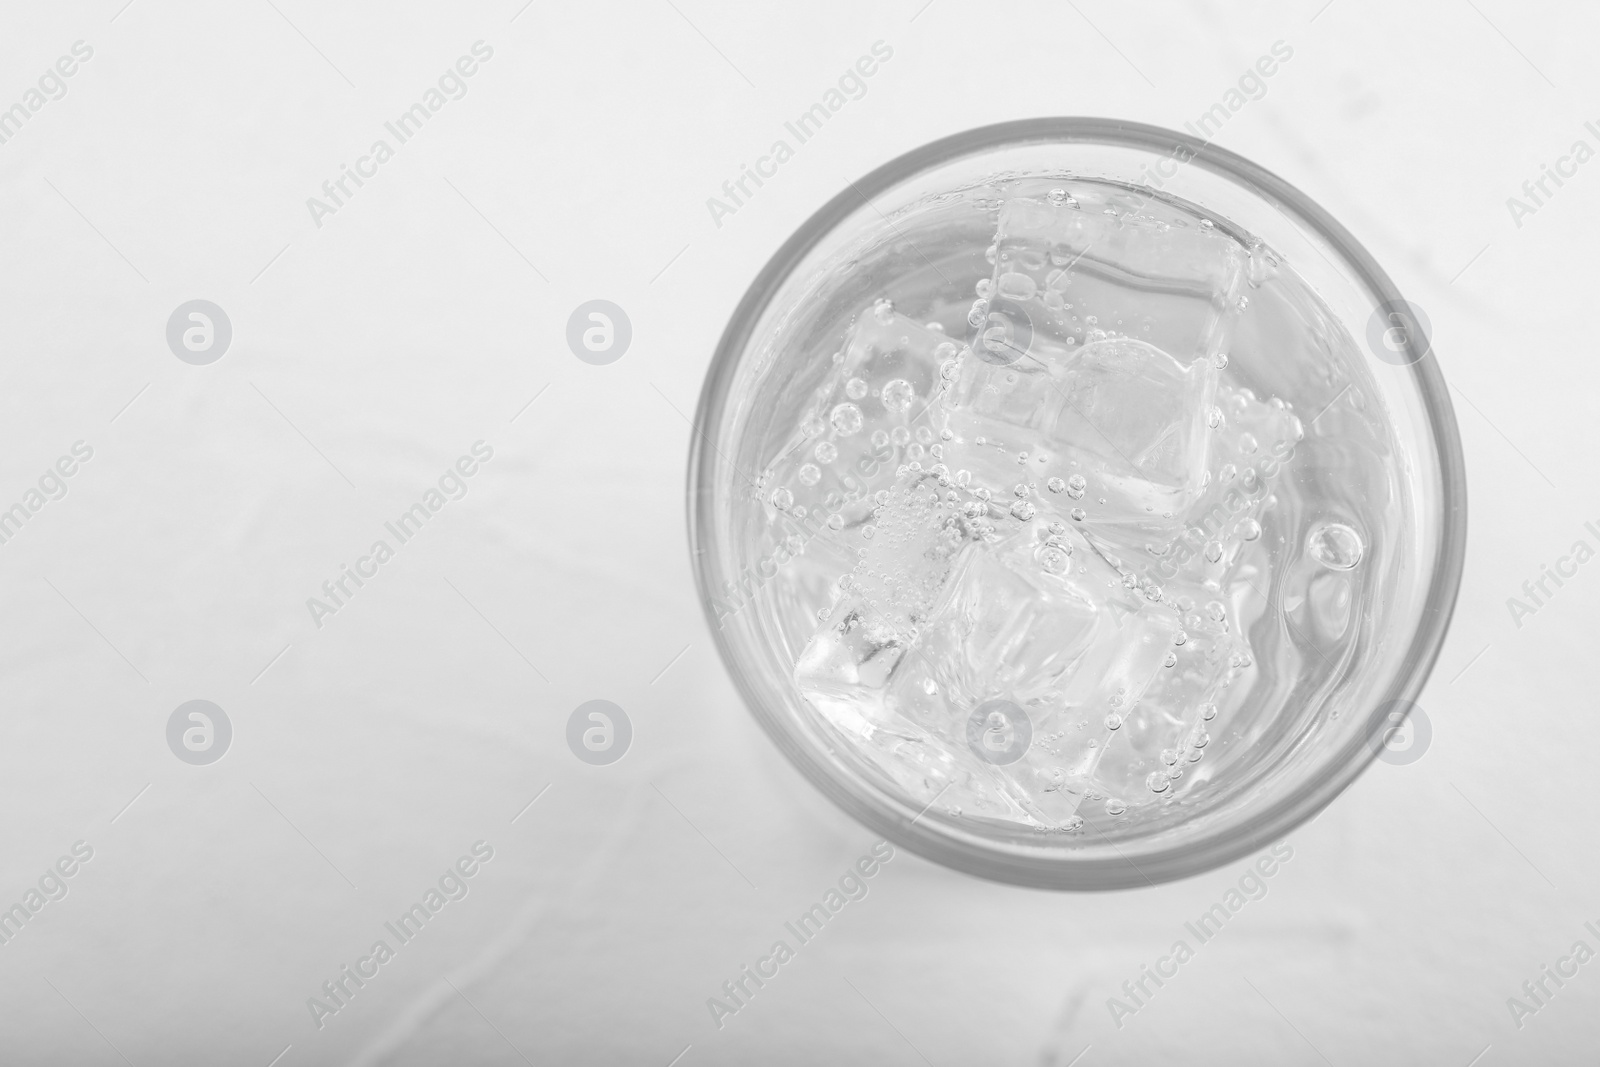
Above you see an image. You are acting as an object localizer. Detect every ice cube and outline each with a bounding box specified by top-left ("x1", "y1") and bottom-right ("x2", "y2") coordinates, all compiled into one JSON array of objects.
[
  {"x1": 794, "y1": 470, "x2": 996, "y2": 724},
  {"x1": 1131, "y1": 383, "x2": 1307, "y2": 588},
  {"x1": 1089, "y1": 593, "x2": 1241, "y2": 799},
  {"x1": 760, "y1": 306, "x2": 965, "y2": 534},
  {"x1": 892, "y1": 541, "x2": 1107, "y2": 711},
  {"x1": 942, "y1": 336, "x2": 1218, "y2": 527},
  {"x1": 881, "y1": 522, "x2": 1180, "y2": 822},
  {"x1": 794, "y1": 462, "x2": 1182, "y2": 826},
  {"x1": 938, "y1": 193, "x2": 1248, "y2": 533},
  {"x1": 974, "y1": 194, "x2": 1248, "y2": 368},
  {"x1": 837, "y1": 301, "x2": 961, "y2": 412},
  {"x1": 794, "y1": 594, "x2": 909, "y2": 715}
]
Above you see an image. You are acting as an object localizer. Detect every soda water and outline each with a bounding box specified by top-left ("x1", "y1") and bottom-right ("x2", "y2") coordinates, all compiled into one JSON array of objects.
[{"x1": 734, "y1": 176, "x2": 1396, "y2": 835}]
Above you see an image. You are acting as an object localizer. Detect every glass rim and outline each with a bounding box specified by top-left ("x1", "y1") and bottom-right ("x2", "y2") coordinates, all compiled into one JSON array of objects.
[{"x1": 687, "y1": 117, "x2": 1468, "y2": 890}]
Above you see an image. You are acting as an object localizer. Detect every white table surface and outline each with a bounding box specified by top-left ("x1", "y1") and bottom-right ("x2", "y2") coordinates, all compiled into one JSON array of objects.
[{"x1": 0, "y1": 1, "x2": 1595, "y2": 1063}]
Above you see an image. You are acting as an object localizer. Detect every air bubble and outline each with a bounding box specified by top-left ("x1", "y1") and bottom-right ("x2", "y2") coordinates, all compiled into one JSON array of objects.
[
  {"x1": 814, "y1": 441, "x2": 838, "y2": 464},
  {"x1": 1308, "y1": 521, "x2": 1364, "y2": 570},
  {"x1": 997, "y1": 272, "x2": 1037, "y2": 301},
  {"x1": 881, "y1": 379, "x2": 915, "y2": 413},
  {"x1": 798, "y1": 464, "x2": 821, "y2": 486},
  {"x1": 830, "y1": 403, "x2": 863, "y2": 436}
]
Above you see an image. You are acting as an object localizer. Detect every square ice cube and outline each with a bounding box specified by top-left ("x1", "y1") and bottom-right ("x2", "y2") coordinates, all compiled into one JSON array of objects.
[
  {"x1": 945, "y1": 336, "x2": 1218, "y2": 525},
  {"x1": 837, "y1": 301, "x2": 962, "y2": 414},
  {"x1": 762, "y1": 305, "x2": 964, "y2": 532},
  {"x1": 1089, "y1": 596, "x2": 1240, "y2": 799},
  {"x1": 794, "y1": 593, "x2": 909, "y2": 715},
  {"x1": 1129, "y1": 383, "x2": 1307, "y2": 588},
  {"x1": 794, "y1": 469, "x2": 998, "y2": 723},
  {"x1": 977, "y1": 193, "x2": 1248, "y2": 367},
  {"x1": 882, "y1": 522, "x2": 1180, "y2": 819},
  {"x1": 937, "y1": 193, "x2": 1249, "y2": 533}
]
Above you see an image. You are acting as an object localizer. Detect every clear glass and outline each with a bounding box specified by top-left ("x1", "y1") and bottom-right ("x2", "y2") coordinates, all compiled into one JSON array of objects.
[{"x1": 688, "y1": 119, "x2": 1466, "y2": 889}]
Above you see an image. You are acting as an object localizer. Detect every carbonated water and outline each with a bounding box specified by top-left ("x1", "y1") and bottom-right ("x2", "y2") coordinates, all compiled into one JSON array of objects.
[{"x1": 736, "y1": 176, "x2": 1398, "y2": 832}]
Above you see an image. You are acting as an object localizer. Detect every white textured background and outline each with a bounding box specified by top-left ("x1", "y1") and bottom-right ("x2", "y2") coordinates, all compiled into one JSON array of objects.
[{"x1": 0, "y1": 1, "x2": 1594, "y2": 1064}]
